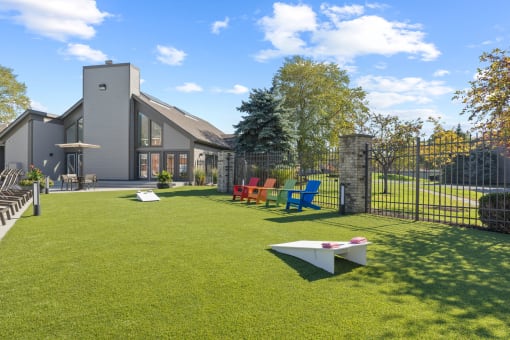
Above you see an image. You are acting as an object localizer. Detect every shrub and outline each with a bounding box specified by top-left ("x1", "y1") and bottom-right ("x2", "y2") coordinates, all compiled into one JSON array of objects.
[
  {"x1": 194, "y1": 169, "x2": 206, "y2": 185},
  {"x1": 19, "y1": 178, "x2": 54, "y2": 188},
  {"x1": 19, "y1": 165, "x2": 54, "y2": 188},
  {"x1": 157, "y1": 170, "x2": 172, "y2": 183},
  {"x1": 479, "y1": 192, "x2": 510, "y2": 233},
  {"x1": 211, "y1": 168, "x2": 218, "y2": 184},
  {"x1": 269, "y1": 165, "x2": 297, "y2": 187}
]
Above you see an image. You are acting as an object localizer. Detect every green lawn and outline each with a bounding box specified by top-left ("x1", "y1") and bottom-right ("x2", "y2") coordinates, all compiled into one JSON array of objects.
[{"x1": 1, "y1": 187, "x2": 509, "y2": 339}]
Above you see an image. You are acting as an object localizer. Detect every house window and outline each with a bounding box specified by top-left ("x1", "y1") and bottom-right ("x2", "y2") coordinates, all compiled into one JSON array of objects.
[
  {"x1": 138, "y1": 112, "x2": 162, "y2": 147},
  {"x1": 166, "y1": 154, "x2": 175, "y2": 177},
  {"x1": 151, "y1": 121, "x2": 162, "y2": 146},
  {"x1": 66, "y1": 123, "x2": 77, "y2": 143},
  {"x1": 77, "y1": 117, "x2": 84, "y2": 142},
  {"x1": 151, "y1": 153, "x2": 160, "y2": 178},
  {"x1": 179, "y1": 154, "x2": 188, "y2": 177},
  {"x1": 139, "y1": 113, "x2": 149, "y2": 147},
  {"x1": 139, "y1": 153, "x2": 148, "y2": 179}
]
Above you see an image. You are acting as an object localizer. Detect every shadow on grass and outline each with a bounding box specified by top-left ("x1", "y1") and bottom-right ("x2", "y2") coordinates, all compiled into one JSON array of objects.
[
  {"x1": 267, "y1": 249, "x2": 362, "y2": 281},
  {"x1": 255, "y1": 203, "x2": 510, "y2": 337},
  {"x1": 368, "y1": 226, "x2": 510, "y2": 338},
  {"x1": 118, "y1": 187, "x2": 224, "y2": 200}
]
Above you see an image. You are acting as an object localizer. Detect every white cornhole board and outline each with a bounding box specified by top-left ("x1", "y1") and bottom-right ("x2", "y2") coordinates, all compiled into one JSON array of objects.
[
  {"x1": 136, "y1": 190, "x2": 160, "y2": 202},
  {"x1": 270, "y1": 240, "x2": 370, "y2": 274}
]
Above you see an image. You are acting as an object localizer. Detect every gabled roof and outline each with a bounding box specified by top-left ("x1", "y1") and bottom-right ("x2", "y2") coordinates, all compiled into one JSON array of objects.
[
  {"x1": 0, "y1": 109, "x2": 60, "y2": 140},
  {"x1": 134, "y1": 92, "x2": 231, "y2": 149}
]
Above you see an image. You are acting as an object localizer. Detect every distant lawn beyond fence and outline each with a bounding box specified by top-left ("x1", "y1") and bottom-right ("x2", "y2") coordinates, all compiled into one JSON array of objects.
[{"x1": 1, "y1": 187, "x2": 509, "y2": 339}]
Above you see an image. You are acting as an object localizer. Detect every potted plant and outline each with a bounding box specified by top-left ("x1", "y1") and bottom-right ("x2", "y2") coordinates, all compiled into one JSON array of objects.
[{"x1": 156, "y1": 170, "x2": 172, "y2": 189}]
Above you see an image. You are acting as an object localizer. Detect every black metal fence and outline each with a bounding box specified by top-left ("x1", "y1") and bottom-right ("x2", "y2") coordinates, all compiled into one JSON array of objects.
[
  {"x1": 369, "y1": 135, "x2": 510, "y2": 228},
  {"x1": 230, "y1": 134, "x2": 510, "y2": 232},
  {"x1": 233, "y1": 150, "x2": 342, "y2": 210}
]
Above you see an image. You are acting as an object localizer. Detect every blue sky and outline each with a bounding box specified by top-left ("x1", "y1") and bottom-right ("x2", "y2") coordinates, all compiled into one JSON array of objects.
[{"x1": 0, "y1": 0, "x2": 508, "y2": 136}]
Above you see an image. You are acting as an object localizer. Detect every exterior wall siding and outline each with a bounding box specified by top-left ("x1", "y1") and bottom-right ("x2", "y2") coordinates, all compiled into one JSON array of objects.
[
  {"x1": 32, "y1": 119, "x2": 65, "y2": 181},
  {"x1": 82, "y1": 63, "x2": 138, "y2": 180},
  {"x1": 5, "y1": 123, "x2": 29, "y2": 171},
  {"x1": 163, "y1": 124, "x2": 189, "y2": 149}
]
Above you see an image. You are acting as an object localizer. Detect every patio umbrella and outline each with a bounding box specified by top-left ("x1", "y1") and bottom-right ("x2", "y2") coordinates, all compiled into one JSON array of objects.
[
  {"x1": 55, "y1": 142, "x2": 101, "y2": 176},
  {"x1": 55, "y1": 142, "x2": 101, "y2": 151}
]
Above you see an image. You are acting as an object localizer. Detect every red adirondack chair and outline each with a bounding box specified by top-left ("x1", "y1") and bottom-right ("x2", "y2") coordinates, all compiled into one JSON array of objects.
[{"x1": 232, "y1": 177, "x2": 259, "y2": 201}]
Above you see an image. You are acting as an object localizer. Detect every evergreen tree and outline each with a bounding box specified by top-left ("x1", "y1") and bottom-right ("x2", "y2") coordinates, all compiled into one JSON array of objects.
[{"x1": 233, "y1": 88, "x2": 295, "y2": 153}]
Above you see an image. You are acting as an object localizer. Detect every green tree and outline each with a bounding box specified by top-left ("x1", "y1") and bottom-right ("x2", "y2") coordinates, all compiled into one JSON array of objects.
[
  {"x1": 364, "y1": 113, "x2": 423, "y2": 194},
  {"x1": 453, "y1": 48, "x2": 510, "y2": 136},
  {"x1": 0, "y1": 65, "x2": 30, "y2": 123},
  {"x1": 422, "y1": 117, "x2": 469, "y2": 169},
  {"x1": 233, "y1": 88, "x2": 295, "y2": 153},
  {"x1": 272, "y1": 56, "x2": 369, "y2": 159}
]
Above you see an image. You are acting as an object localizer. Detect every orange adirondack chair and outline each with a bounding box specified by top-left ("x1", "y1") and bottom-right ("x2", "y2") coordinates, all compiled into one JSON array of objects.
[
  {"x1": 232, "y1": 177, "x2": 259, "y2": 201},
  {"x1": 246, "y1": 178, "x2": 277, "y2": 204}
]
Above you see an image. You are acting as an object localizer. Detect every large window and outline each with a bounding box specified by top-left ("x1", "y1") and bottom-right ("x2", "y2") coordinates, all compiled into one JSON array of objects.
[
  {"x1": 66, "y1": 123, "x2": 77, "y2": 143},
  {"x1": 138, "y1": 112, "x2": 162, "y2": 147},
  {"x1": 139, "y1": 153, "x2": 148, "y2": 179},
  {"x1": 151, "y1": 153, "x2": 160, "y2": 178},
  {"x1": 139, "y1": 113, "x2": 149, "y2": 147},
  {"x1": 166, "y1": 154, "x2": 175, "y2": 177},
  {"x1": 65, "y1": 117, "x2": 84, "y2": 143},
  {"x1": 179, "y1": 154, "x2": 188, "y2": 177},
  {"x1": 151, "y1": 121, "x2": 162, "y2": 146},
  {"x1": 77, "y1": 117, "x2": 84, "y2": 142}
]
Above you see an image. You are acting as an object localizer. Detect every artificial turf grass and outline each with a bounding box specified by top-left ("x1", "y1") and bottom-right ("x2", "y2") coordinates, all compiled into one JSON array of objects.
[{"x1": 0, "y1": 187, "x2": 509, "y2": 339}]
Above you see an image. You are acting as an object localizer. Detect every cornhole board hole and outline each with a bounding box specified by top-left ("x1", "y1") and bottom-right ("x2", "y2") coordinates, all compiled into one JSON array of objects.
[
  {"x1": 136, "y1": 190, "x2": 160, "y2": 202},
  {"x1": 270, "y1": 240, "x2": 370, "y2": 274}
]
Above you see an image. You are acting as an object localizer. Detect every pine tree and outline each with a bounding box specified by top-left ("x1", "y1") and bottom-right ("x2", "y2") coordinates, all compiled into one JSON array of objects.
[{"x1": 233, "y1": 88, "x2": 295, "y2": 153}]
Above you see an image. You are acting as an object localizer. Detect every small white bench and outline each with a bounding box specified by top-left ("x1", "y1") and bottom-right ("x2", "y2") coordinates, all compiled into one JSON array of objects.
[{"x1": 270, "y1": 240, "x2": 370, "y2": 274}]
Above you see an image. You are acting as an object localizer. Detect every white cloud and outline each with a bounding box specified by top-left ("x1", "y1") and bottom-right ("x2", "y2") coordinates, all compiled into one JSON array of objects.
[
  {"x1": 256, "y1": 3, "x2": 317, "y2": 61},
  {"x1": 156, "y1": 45, "x2": 186, "y2": 66},
  {"x1": 256, "y1": 3, "x2": 440, "y2": 64},
  {"x1": 356, "y1": 75, "x2": 453, "y2": 109},
  {"x1": 30, "y1": 99, "x2": 48, "y2": 112},
  {"x1": 61, "y1": 43, "x2": 107, "y2": 62},
  {"x1": 0, "y1": 0, "x2": 110, "y2": 41},
  {"x1": 212, "y1": 17, "x2": 229, "y2": 34},
  {"x1": 176, "y1": 82, "x2": 203, "y2": 93},
  {"x1": 226, "y1": 84, "x2": 249, "y2": 94},
  {"x1": 320, "y1": 3, "x2": 364, "y2": 24},
  {"x1": 433, "y1": 69, "x2": 450, "y2": 77}
]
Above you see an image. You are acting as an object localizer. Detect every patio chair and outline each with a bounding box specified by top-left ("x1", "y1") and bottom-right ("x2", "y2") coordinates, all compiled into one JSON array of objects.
[
  {"x1": 285, "y1": 180, "x2": 321, "y2": 212},
  {"x1": 232, "y1": 177, "x2": 259, "y2": 201},
  {"x1": 60, "y1": 174, "x2": 79, "y2": 191},
  {"x1": 265, "y1": 179, "x2": 297, "y2": 207},
  {"x1": 246, "y1": 178, "x2": 277, "y2": 204},
  {"x1": 83, "y1": 174, "x2": 97, "y2": 190}
]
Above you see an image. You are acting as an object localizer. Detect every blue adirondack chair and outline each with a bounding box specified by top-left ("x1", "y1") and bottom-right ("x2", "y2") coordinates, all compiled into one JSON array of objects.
[{"x1": 285, "y1": 180, "x2": 321, "y2": 211}]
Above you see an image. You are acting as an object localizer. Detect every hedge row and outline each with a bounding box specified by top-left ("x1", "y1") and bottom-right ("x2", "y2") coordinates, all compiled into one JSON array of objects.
[{"x1": 479, "y1": 192, "x2": 510, "y2": 233}]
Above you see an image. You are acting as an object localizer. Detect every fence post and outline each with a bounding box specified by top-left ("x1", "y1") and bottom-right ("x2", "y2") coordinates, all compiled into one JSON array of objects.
[
  {"x1": 338, "y1": 134, "x2": 373, "y2": 214},
  {"x1": 217, "y1": 152, "x2": 234, "y2": 193},
  {"x1": 414, "y1": 137, "x2": 421, "y2": 221}
]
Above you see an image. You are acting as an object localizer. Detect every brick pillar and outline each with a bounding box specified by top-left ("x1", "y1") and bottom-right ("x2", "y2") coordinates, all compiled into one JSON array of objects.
[
  {"x1": 217, "y1": 152, "x2": 234, "y2": 193},
  {"x1": 338, "y1": 134, "x2": 372, "y2": 213}
]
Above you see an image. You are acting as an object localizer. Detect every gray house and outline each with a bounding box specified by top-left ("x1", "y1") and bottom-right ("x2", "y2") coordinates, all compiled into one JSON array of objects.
[{"x1": 0, "y1": 62, "x2": 231, "y2": 183}]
